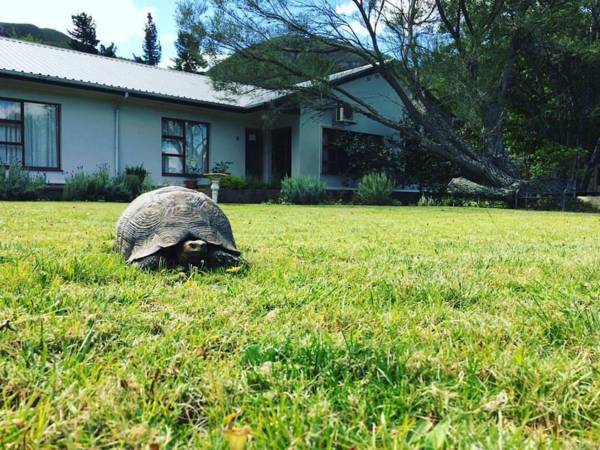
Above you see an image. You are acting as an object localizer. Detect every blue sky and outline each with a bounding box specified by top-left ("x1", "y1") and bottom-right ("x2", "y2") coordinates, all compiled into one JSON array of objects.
[
  {"x1": 2, "y1": 0, "x2": 368, "y2": 66},
  {"x1": 2, "y1": 0, "x2": 180, "y2": 66}
]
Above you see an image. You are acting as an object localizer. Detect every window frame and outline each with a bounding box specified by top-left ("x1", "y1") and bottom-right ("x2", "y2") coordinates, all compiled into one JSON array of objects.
[
  {"x1": 0, "y1": 96, "x2": 61, "y2": 171},
  {"x1": 321, "y1": 127, "x2": 384, "y2": 176},
  {"x1": 161, "y1": 117, "x2": 210, "y2": 177}
]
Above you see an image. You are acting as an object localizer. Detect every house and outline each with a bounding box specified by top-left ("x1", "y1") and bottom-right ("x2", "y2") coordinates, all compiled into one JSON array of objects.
[{"x1": 0, "y1": 37, "x2": 404, "y2": 188}]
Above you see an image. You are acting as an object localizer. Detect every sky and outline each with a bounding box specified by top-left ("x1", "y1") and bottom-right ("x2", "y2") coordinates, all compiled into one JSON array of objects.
[
  {"x1": 1, "y1": 0, "x2": 180, "y2": 67},
  {"x1": 1, "y1": 0, "x2": 377, "y2": 67}
]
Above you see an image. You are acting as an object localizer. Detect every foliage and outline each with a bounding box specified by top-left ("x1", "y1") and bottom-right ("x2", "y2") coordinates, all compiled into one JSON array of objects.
[
  {"x1": 134, "y1": 13, "x2": 161, "y2": 65},
  {"x1": 399, "y1": 134, "x2": 460, "y2": 190},
  {"x1": 68, "y1": 13, "x2": 99, "y2": 54},
  {"x1": 67, "y1": 13, "x2": 117, "y2": 57},
  {"x1": 9, "y1": 32, "x2": 42, "y2": 44},
  {"x1": 211, "y1": 161, "x2": 233, "y2": 174},
  {"x1": 1, "y1": 203, "x2": 600, "y2": 447},
  {"x1": 173, "y1": 0, "x2": 208, "y2": 72},
  {"x1": 330, "y1": 132, "x2": 404, "y2": 181},
  {"x1": 0, "y1": 163, "x2": 45, "y2": 200},
  {"x1": 99, "y1": 42, "x2": 117, "y2": 58},
  {"x1": 502, "y1": 0, "x2": 600, "y2": 188},
  {"x1": 188, "y1": 0, "x2": 533, "y2": 188},
  {"x1": 355, "y1": 173, "x2": 394, "y2": 205},
  {"x1": 418, "y1": 194, "x2": 506, "y2": 209},
  {"x1": 525, "y1": 143, "x2": 588, "y2": 180},
  {"x1": 207, "y1": 34, "x2": 367, "y2": 90},
  {"x1": 124, "y1": 165, "x2": 149, "y2": 182},
  {"x1": 0, "y1": 22, "x2": 71, "y2": 48},
  {"x1": 63, "y1": 167, "x2": 147, "y2": 202},
  {"x1": 220, "y1": 175, "x2": 248, "y2": 190},
  {"x1": 280, "y1": 176, "x2": 326, "y2": 204}
]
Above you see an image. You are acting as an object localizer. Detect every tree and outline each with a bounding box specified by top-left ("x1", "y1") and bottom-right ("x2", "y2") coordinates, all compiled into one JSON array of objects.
[
  {"x1": 173, "y1": 0, "x2": 208, "y2": 72},
  {"x1": 99, "y1": 42, "x2": 117, "y2": 58},
  {"x1": 134, "y1": 13, "x2": 162, "y2": 65},
  {"x1": 181, "y1": 0, "x2": 545, "y2": 192},
  {"x1": 501, "y1": 0, "x2": 599, "y2": 190},
  {"x1": 173, "y1": 31, "x2": 205, "y2": 72},
  {"x1": 68, "y1": 12, "x2": 99, "y2": 54}
]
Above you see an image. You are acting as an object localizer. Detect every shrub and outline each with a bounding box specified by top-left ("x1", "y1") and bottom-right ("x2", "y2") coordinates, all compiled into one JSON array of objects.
[
  {"x1": 417, "y1": 194, "x2": 437, "y2": 206},
  {"x1": 109, "y1": 174, "x2": 145, "y2": 201},
  {"x1": 220, "y1": 175, "x2": 248, "y2": 190},
  {"x1": 417, "y1": 194, "x2": 506, "y2": 208},
  {"x1": 355, "y1": 173, "x2": 394, "y2": 205},
  {"x1": 63, "y1": 167, "x2": 152, "y2": 202},
  {"x1": 63, "y1": 167, "x2": 112, "y2": 201},
  {"x1": 125, "y1": 165, "x2": 149, "y2": 182},
  {"x1": 280, "y1": 176, "x2": 326, "y2": 204},
  {"x1": 0, "y1": 163, "x2": 45, "y2": 200}
]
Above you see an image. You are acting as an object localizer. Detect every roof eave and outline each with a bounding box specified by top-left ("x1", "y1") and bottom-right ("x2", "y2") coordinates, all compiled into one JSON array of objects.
[{"x1": 0, "y1": 70, "x2": 250, "y2": 113}]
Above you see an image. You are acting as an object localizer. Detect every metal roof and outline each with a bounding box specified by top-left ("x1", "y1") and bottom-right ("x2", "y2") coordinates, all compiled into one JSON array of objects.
[{"x1": 0, "y1": 37, "x2": 375, "y2": 110}]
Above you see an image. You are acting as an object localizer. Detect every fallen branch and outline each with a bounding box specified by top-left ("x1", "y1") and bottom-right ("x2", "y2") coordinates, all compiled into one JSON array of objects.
[{"x1": 447, "y1": 177, "x2": 520, "y2": 199}]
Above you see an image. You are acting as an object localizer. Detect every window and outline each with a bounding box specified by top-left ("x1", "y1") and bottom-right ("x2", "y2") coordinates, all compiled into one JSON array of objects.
[
  {"x1": 161, "y1": 118, "x2": 209, "y2": 175},
  {"x1": 0, "y1": 98, "x2": 60, "y2": 169},
  {"x1": 321, "y1": 128, "x2": 383, "y2": 175}
]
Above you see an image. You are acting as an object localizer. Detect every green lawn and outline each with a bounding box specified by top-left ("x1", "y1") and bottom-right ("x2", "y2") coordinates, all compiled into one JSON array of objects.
[{"x1": 1, "y1": 203, "x2": 600, "y2": 448}]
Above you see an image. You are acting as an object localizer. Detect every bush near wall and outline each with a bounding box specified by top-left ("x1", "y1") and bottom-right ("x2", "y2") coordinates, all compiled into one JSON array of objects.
[
  {"x1": 280, "y1": 176, "x2": 326, "y2": 204},
  {"x1": 0, "y1": 164, "x2": 46, "y2": 200},
  {"x1": 63, "y1": 167, "x2": 153, "y2": 202},
  {"x1": 355, "y1": 173, "x2": 394, "y2": 205}
]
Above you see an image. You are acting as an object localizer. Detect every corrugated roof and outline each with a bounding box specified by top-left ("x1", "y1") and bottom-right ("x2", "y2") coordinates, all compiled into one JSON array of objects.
[
  {"x1": 0, "y1": 37, "x2": 375, "y2": 110},
  {"x1": 0, "y1": 37, "x2": 274, "y2": 109}
]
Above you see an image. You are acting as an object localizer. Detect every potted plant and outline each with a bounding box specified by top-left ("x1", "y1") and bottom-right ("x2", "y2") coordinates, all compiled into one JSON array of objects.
[
  {"x1": 184, "y1": 157, "x2": 205, "y2": 190},
  {"x1": 183, "y1": 176, "x2": 199, "y2": 190}
]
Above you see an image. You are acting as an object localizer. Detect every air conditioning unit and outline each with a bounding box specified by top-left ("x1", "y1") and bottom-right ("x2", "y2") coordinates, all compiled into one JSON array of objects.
[{"x1": 335, "y1": 104, "x2": 355, "y2": 123}]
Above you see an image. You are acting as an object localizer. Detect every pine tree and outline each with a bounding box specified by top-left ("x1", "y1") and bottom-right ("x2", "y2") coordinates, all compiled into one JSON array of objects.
[
  {"x1": 99, "y1": 43, "x2": 117, "y2": 58},
  {"x1": 68, "y1": 13, "x2": 99, "y2": 54},
  {"x1": 173, "y1": 30, "x2": 206, "y2": 72},
  {"x1": 173, "y1": 0, "x2": 208, "y2": 72},
  {"x1": 134, "y1": 13, "x2": 161, "y2": 65}
]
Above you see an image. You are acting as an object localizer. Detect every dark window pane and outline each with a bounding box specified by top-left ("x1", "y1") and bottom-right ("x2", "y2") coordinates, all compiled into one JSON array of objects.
[
  {"x1": 161, "y1": 138, "x2": 183, "y2": 155},
  {"x1": 0, "y1": 144, "x2": 23, "y2": 165},
  {"x1": 0, "y1": 100, "x2": 20, "y2": 121},
  {"x1": 185, "y1": 123, "x2": 208, "y2": 174},
  {"x1": 24, "y1": 103, "x2": 58, "y2": 168},
  {"x1": 162, "y1": 119, "x2": 183, "y2": 137},
  {"x1": 162, "y1": 155, "x2": 184, "y2": 174},
  {"x1": 0, "y1": 123, "x2": 21, "y2": 143}
]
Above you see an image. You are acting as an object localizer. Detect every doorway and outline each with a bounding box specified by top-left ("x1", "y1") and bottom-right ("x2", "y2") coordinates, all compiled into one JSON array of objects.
[
  {"x1": 245, "y1": 128, "x2": 263, "y2": 180},
  {"x1": 271, "y1": 127, "x2": 292, "y2": 182}
]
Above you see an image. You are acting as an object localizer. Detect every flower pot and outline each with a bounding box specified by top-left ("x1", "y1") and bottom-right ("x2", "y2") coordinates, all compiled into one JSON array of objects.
[{"x1": 184, "y1": 178, "x2": 198, "y2": 189}]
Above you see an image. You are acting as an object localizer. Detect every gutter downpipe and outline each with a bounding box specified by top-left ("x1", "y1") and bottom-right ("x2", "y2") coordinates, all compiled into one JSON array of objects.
[{"x1": 114, "y1": 92, "x2": 130, "y2": 176}]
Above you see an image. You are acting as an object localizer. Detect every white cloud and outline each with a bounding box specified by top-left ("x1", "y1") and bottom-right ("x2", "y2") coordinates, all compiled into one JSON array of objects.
[
  {"x1": 161, "y1": 33, "x2": 178, "y2": 45},
  {"x1": 1, "y1": 0, "x2": 155, "y2": 46},
  {"x1": 335, "y1": 2, "x2": 356, "y2": 16}
]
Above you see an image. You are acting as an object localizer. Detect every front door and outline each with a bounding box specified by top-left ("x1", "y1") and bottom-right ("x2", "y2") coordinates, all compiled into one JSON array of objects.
[
  {"x1": 271, "y1": 127, "x2": 292, "y2": 182},
  {"x1": 245, "y1": 128, "x2": 263, "y2": 180}
]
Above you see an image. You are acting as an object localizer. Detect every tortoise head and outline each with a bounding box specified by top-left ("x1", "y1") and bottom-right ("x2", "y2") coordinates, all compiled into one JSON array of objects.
[{"x1": 178, "y1": 239, "x2": 208, "y2": 267}]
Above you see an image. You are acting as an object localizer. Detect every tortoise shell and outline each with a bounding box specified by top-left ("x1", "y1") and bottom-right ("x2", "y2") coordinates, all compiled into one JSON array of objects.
[{"x1": 115, "y1": 186, "x2": 239, "y2": 263}]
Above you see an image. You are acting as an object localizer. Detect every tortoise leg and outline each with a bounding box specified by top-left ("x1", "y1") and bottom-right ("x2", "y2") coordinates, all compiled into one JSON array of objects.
[
  {"x1": 132, "y1": 254, "x2": 163, "y2": 271},
  {"x1": 206, "y1": 249, "x2": 244, "y2": 270}
]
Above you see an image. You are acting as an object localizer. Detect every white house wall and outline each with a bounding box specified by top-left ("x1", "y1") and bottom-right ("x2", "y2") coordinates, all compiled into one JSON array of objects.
[
  {"x1": 295, "y1": 73, "x2": 405, "y2": 188},
  {"x1": 0, "y1": 78, "x2": 249, "y2": 185},
  {"x1": 1, "y1": 71, "x2": 406, "y2": 189}
]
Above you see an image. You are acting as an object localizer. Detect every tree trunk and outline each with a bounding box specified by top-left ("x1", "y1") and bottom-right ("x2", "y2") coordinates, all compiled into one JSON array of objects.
[
  {"x1": 581, "y1": 138, "x2": 600, "y2": 191},
  {"x1": 447, "y1": 177, "x2": 520, "y2": 198}
]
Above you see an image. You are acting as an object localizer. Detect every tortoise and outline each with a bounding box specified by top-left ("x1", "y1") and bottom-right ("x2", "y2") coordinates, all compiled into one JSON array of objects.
[{"x1": 114, "y1": 186, "x2": 243, "y2": 270}]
